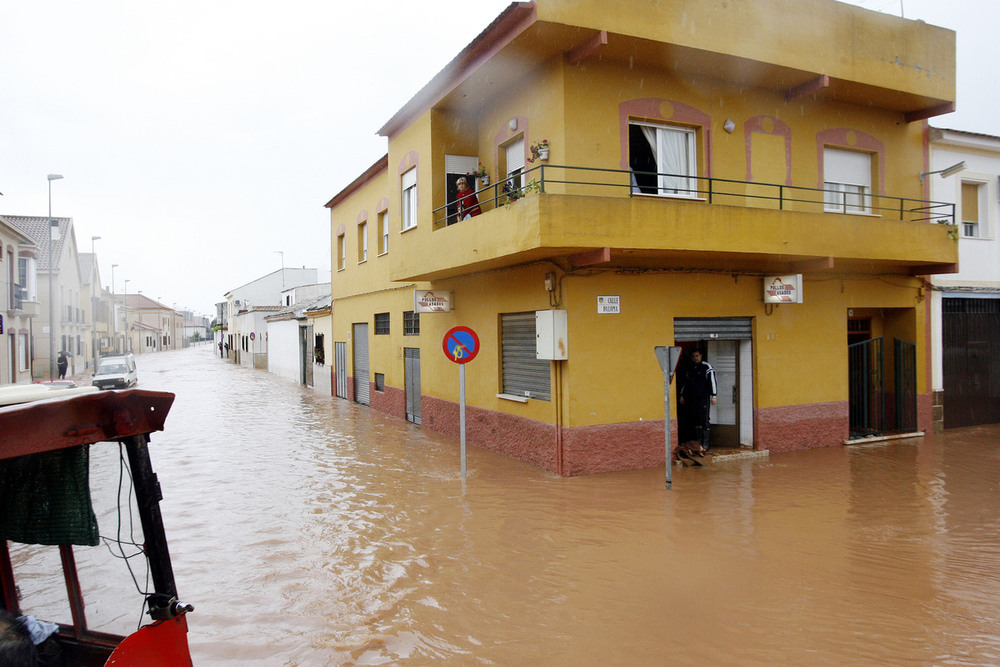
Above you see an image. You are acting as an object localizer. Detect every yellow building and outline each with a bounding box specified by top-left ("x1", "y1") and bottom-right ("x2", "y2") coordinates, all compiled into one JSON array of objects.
[{"x1": 325, "y1": 0, "x2": 957, "y2": 475}]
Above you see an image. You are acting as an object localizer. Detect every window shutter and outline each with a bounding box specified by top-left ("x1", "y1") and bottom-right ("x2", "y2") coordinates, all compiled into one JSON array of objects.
[
  {"x1": 501, "y1": 311, "x2": 550, "y2": 400},
  {"x1": 445, "y1": 155, "x2": 479, "y2": 175},
  {"x1": 824, "y1": 148, "x2": 871, "y2": 187},
  {"x1": 401, "y1": 168, "x2": 416, "y2": 190},
  {"x1": 961, "y1": 182, "x2": 980, "y2": 223},
  {"x1": 506, "y1": 139, "x2": 525, "y2": 176}
]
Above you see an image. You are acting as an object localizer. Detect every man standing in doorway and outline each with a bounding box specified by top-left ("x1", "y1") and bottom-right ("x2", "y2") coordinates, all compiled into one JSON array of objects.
[{"x1": 679, "y1": 349, "x2": 717, "y2": 451}]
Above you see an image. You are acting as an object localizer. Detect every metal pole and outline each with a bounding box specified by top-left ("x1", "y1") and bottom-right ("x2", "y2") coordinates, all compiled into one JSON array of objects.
[
  {"x1": 460, "y1": 364, "x2": 467, "y2": 478},
  {"x1": 47, "y1": 174, "x2": 63, "y2": 380},
  {"x1": 664, "y1": 369, "x2": 672, "y2": 489}
]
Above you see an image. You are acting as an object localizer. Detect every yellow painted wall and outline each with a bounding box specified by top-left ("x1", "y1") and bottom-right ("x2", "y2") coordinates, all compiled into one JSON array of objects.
[{"x1": 535, "y1": 0, "x2": 954, "y2": 102}]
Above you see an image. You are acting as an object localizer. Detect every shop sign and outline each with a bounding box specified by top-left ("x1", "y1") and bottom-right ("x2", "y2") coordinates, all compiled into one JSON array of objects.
[
  {"x1": 414, "y1": 290, "x2": 452, "y2": 313},
  {"x1": 764, "y1": 275, "x2": 803, "y2": 303}
]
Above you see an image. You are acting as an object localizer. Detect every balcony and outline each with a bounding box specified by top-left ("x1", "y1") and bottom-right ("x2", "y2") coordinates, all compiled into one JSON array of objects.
[{"x1": 399, "y1": 165, "x2": 959, "y2": 282}]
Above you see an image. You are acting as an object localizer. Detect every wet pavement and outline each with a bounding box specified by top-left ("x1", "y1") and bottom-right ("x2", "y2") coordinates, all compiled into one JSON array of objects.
[{"x1": 11, "y1": 346, "x2": 1000, "y2": 665}]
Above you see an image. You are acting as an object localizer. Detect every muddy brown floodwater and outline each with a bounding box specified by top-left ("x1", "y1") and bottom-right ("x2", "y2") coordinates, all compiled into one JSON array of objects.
[{"x1": 10, "y1": 346, "x2": 1000, "y2": 665}]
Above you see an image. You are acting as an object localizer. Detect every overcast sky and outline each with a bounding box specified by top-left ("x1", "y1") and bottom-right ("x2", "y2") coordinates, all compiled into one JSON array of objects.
[{"x1": 1, "y1": 0, "x2": 995, "y2": 319}]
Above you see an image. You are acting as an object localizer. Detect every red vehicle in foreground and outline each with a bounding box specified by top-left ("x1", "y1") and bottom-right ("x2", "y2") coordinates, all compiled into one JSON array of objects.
[{"x1": 0, "y1": 389, "x2": 193, "y2": 666}]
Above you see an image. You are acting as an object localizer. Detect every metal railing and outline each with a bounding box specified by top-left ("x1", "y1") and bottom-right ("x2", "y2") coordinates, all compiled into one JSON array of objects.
[{"x1": 434, "y1": 164, "x2": 956, "y2": 228}]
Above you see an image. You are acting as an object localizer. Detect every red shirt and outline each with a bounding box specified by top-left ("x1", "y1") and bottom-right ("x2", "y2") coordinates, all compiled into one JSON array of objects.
[{"x1": 457, "y1": 189, "x2": 482, "y2": 218}]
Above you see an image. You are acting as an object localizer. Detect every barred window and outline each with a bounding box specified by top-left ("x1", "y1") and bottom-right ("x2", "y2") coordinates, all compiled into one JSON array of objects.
[
  {"x1": 314, "y1": 333, "x2": 325, "y2": 365},
  {"x1": 374, "y1": 312, "x2": 390, "y2": 335},
  {"x1": 403, "y1": 311, "x2": 420, "y2": 335}
]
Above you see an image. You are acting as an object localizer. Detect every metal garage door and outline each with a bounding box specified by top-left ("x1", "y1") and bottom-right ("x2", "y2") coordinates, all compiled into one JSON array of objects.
[{"x1": 352, "y1": 323, "x2": 369, "y2": 406}]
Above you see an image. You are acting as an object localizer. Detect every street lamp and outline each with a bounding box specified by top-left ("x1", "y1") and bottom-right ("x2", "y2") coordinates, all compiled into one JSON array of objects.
[
  {"x1": 47, "y1": 173, "x2": 63, "y2": 381},
  {"x1": 90, "y1": 236, "x2": 101, "y2": 368},
  {"x1": 123, "y1": 279, "x2": 130, "y2": 353},
  {"x1": 111, "y1": 264, "x2": 119, "y2": 353}
]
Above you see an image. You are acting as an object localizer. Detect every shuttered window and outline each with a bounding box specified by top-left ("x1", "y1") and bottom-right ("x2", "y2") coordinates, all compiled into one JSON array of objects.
[
  {"x1": 501, "y1": 311, "x2": 550, "y2": 401},
  {"x1": 824, "y1": 147, "x2": 872, "y2": 213},
  {"x1": 401, "y1": 168, "x2": 417, "y2": 230},
  {"x1": 673, "y1": 317, "x2": 753, "y2": 341},
  {"x1": 961, "y1": 181, "x2": 982, "y2": 238},
  {"x1": 505, "y1": 138, "x2": 525, "y2": 190}
]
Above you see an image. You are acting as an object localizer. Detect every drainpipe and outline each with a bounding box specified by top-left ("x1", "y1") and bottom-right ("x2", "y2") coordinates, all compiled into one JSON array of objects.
[{"x1": 554, "y1": 361, "x2": 564, "y2": 476}]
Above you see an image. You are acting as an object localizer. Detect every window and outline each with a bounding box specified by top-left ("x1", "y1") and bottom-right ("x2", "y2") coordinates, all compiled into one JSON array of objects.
[
  {"x1": 824, "y1": 147, "x2": 872, "y2": 214},
  {"x1": 500, "y1": 312, "x2": 550, "y2": 401},
  {"x1": 18, "y1": 333, "x2": 29, "y2": 371},
  {"x1": 629, "y1": 121, "x2": 698, "y2": 197},
  {"x1": 403, "y1": 310, "x2": 420, "y2": 336},
  {"x1": 374, "y1": 312, "x2": 390, "y2": 335},
  {"x1": 504, "y1": 139, "x2": 525, "y2": 192},
  {"x1": 375, "y1": 373, "x2": 385, "y2": 392},
  {"x1": 378, "y1": 210, "x2": 389, "y2": 255},
  {"x1": 337, "y1": 233, "x2": 346, "y2": 270},
  {"x1": 401, "y1": 169, "x2": 417, "y2": 231},
  {"x1": 314, "y1": 333, "x2": 325, "y2": 365},
  {"x1": 961, "y1": 181, "x2": 985, "y2": 238},
  {"x1": 358, "y1": 221, "x2": 368, "y2": 262}
]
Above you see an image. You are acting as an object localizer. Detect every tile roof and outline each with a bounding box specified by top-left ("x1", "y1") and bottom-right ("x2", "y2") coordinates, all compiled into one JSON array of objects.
[{"x1": 0, "y1": 215, "x2": 73, "y2": 272}]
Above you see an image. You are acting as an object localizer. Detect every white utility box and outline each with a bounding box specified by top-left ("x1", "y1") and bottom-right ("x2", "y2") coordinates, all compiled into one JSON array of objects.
[{"x1": 536, "y1": 310, "x2": 568, "y2": 360}]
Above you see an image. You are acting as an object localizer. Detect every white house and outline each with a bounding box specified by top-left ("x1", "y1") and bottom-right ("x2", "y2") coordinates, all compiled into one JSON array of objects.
[{"x1": 928, "y1": 127, "x2": 1000, "y2": 429}]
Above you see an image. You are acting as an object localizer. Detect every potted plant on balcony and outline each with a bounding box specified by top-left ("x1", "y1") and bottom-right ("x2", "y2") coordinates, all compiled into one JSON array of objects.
[
  {"x1": 467, "y1": 164, "x2": 490, "y2": 187},
  {"x1": 528, "y1": 139, "x2": 549, "y2": 163}
]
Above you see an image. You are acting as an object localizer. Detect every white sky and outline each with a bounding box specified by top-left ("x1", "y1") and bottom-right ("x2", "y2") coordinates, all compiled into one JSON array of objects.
[{"x1": 1, "y1": 0, "x2": 995, "y2": 318}]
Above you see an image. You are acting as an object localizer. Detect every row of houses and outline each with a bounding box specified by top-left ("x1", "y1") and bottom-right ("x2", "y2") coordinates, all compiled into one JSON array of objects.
[
  {"x1": 0, "y1": 214, "x2": 208, "y2": 383},
  {"x1": 225, "y1": 0, "x2": 998, "y2": 476}
]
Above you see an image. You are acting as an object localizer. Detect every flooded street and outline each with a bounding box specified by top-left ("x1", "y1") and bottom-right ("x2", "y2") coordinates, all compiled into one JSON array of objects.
[{"x1": 12, "y1": 346, "x2": 1000, "y2": 665}]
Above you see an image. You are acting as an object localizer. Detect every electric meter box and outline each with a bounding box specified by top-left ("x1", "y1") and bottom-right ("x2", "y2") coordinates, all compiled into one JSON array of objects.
[{"x1": 536, "y1": 310, "x2": 568, "y2": 360}]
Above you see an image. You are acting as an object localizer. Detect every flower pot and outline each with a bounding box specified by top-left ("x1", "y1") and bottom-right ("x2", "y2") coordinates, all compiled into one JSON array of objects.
[
  {"x1": 479, "y1": 175, "x2": 490, "y2": 187},
  {"x1": 538, "y1": 147, "x2": 549, "y2": 161}
]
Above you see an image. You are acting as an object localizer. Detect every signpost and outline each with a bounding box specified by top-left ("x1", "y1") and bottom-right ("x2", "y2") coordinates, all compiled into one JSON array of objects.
[
  {"x1": 443, "y1": 326, "x2": 480, "y2": 478},
  {"x1": 654, "y1": 346, "x2": 683, "y2": 490}
]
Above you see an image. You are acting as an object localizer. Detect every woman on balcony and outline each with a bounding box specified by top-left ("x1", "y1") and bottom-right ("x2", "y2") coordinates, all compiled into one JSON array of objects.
[{"x1": 455, "y1": 177, "x2": 482, "y2": 220}]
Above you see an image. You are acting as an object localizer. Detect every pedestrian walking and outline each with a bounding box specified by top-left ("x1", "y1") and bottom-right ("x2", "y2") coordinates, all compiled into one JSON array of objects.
[{"x1": 56, "y1": 351, "x2": 68, "y2": 379}]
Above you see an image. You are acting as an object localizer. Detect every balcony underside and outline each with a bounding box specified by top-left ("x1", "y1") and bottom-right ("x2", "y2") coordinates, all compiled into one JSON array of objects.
[{"x1": 393, "y1": 194, "x2": 958, "y2": 282}]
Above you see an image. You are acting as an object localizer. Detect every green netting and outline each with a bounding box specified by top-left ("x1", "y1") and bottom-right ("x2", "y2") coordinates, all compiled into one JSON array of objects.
[{"x1": 0, "y1": 445, "x2": 99, "y2": 546}]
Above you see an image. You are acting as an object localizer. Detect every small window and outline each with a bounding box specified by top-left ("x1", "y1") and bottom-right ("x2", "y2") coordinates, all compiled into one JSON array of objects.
[
  {"x1": 358, "y1": 221, "x2": 368, "y2": 262},
  {"x1": 375, "y1": 373, "x2": 385, "y2": 392},
  {"x1": 314, "y1": 333, "x2": 325, "y2": 365},
  {"x1": 961, "y1": 181, "x2": 985, "y2": 238},
  {"x1": 500, "y1": 311, "x2": 551, "y2": 401},
  {"x1": 824, "y1": 147, "x2": 872, "y2": 214},
  {"x1": 374, "y1": 312, "x2": 390, "y2": 335},
  {"x1": 401, "y1": 169, "x2": 417, "y2": 231},
  {"x1": 378, "y1": 210, "x2": 389, "y2": 254},
  {"x1": 629, "y1": 122, "x2": 698, "y2": 197},
  {"x1": 403, "y1": 310, "x2": 420, "y2": 336},
  {"x1": 337, "y1": 233, "x2": 346, "y2": 270}
]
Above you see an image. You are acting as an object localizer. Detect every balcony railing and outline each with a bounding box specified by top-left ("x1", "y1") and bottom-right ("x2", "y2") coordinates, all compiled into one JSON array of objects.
[{"x1": 434, "y1": 164, "x2": 955, "y2": 228}]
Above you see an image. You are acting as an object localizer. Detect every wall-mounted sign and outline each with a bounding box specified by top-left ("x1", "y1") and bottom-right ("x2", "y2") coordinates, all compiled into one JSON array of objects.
[
  {"x1": 597, "y1": 295, "x2": 620, "y2": 314},
  {"x1": 764, "y1": 275, "x2": 803, "y2": 304},
  {"x1": 414, "y1": 290, "x2": 452, "y2": 313}
]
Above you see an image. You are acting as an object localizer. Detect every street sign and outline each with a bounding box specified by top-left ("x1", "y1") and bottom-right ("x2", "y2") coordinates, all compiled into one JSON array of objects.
[
  {"x1": 653, "y1": 345, "x2": 683, "y2": 490},
  {"x1": 443, "y1": 326, "x2": 480, "y2": 364},
  {"x1": 654, "y1": 345, "x2": 682, "y2": 379}
]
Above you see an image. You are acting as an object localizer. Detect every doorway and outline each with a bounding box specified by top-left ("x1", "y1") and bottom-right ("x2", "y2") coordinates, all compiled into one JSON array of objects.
[
  {"x1": 673, "y1": 317, "x2": 754, "y2": 449},
  {"x1": 404, "y1": 347, "x2": 421, "y2": 424},
  {"x1": 352, "y1": 323, "x2": 369, "y2": 406}
]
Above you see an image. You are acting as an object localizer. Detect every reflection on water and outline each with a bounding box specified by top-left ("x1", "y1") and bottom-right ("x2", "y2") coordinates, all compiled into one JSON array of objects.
[{"x1": 11, "y1": 347, "x2": 1000, "y2": 665}]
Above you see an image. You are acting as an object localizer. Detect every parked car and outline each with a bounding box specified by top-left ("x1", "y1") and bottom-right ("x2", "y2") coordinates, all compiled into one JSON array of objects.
[{"x1": 92, "y1": 353, "x2": 138, "y2": 390}]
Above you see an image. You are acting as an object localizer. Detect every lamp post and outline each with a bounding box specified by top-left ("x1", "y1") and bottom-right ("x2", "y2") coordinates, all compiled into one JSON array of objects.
[
  {"x1": 47, "y1": 173, "x2": 63, "y2": 381},
  {"x1": 123, "y1": 279, "x2": 130, "y2": 353},
  {"x1": 90, "y1": 236, "x2": 101, "y2": 368},
  {"x1": 111, "y1": 264, "x2": 119, "y2": 352}
]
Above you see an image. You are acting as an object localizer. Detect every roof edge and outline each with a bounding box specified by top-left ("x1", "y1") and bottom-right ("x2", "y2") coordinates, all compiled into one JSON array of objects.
[
  {"x1": 377, "y1": 2, "x2": 537, "y2": 139},
  {"x1": 325, "y1": 154, "x2": 389, "y2": 209}
]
